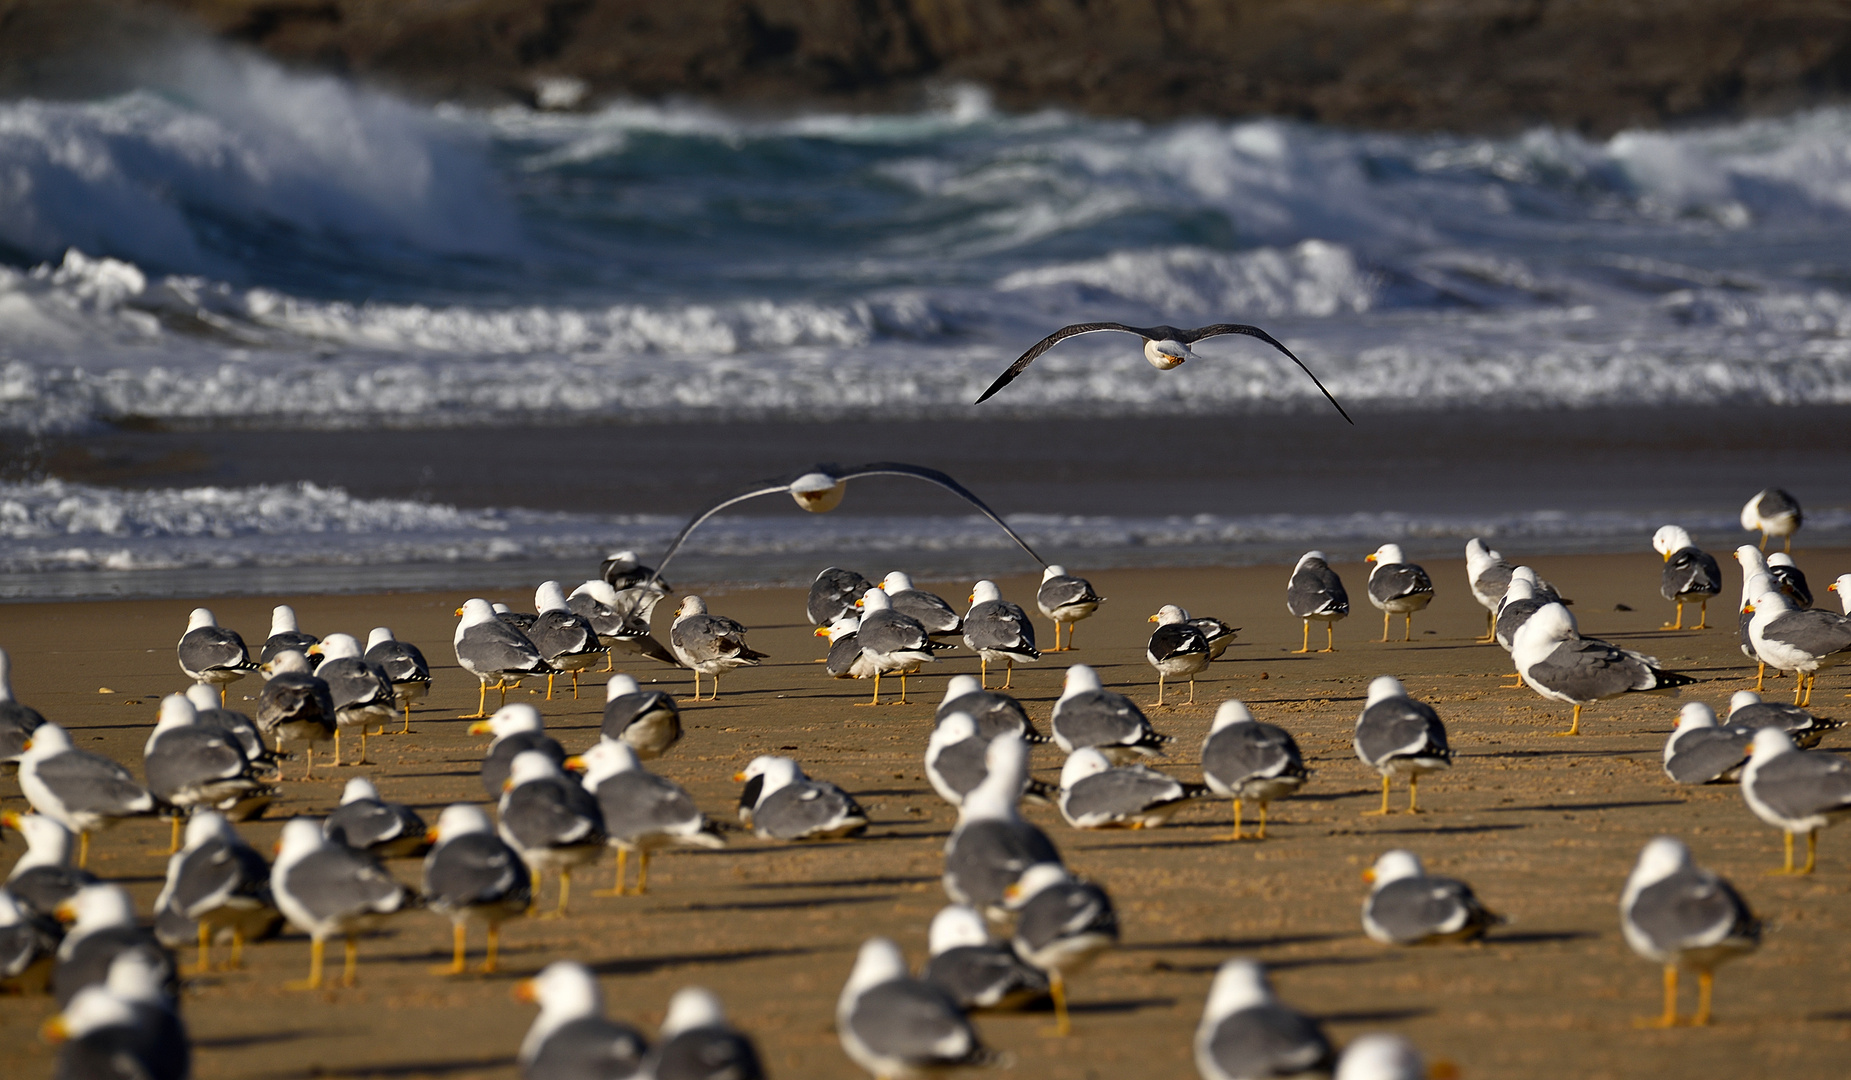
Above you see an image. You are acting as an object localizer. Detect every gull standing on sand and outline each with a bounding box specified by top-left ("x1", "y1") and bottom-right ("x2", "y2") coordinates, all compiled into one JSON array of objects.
[
  {"x1": 809, "y1": 566, "x2": 874, "y2": 629},
  {"x1": 937, "y1": 675, "x2": 1043, "y2": 740},
  {"x1": 1832, "y1": 575, "x2": 1851, "y2": 615},
  {"x1": 151, "y1": 811, "x2": 277, "y2": 973},
  {"x1": 922, "y1": 903, "x2": 1048, "y2": 1011},
  {"x1": 1148, "y1": 605, "x2": 1213, "y2": 705},
  {"x1": 1364, "y1": 545, "x2": 1434, "y2": 642},
  {"x1": 323, "y1": 777, "x2": 428, "y2": 859},
  {"x1": 1494, "y1": 568, "x2": 1555, "y2": 651},
  {"x1": 52, "y1": 884, "x2": 176, "y2": 1008},
  {"x1": 19, "y1": 723, "x2": 157, "y2": 868},
  {"x1": 1741, "y1": 487, "x2": 1802, "y2": 552},
  {"x1": 1725, "y1": 690, "x2": 1840, "y2": 748},
  {"x1": 1055, "y1": 748, "x2": 1205, "y2": 829},
  {"x1": 1621, "y1": 836, "x2": 1760, "y2": 1027},
  {"x1": 516, "y1": 961, "x2": 651, "y2": 1080},
  {"x1": 255, "y1": 651, "x2": 335, "y2": 780},
  {"x1": 943, "y1": 734, "x2": 1062, "y2": 919},
  {"x1": 529, "y1": 581, "x2": 607, "y2": 699},
  {"x1": 499, "y1": 750, "x2": 606, "y2": 915},
  {"x1": 271, "y1": 817, "x2": 412, "y2": 989},
  {"x1": 818, "y1": 616, "x2": 878, "y2": 681},
  {"x1": 567, "y1": 579, "x2": 678, "y2": 669},
  {"x1": 1050, "y1": 664, "x2": 1172, "y2": 762},
  {"x1": 963, "y1": 580, "x2": 1039, "y2": 690},
  {"x1": 182, "y1": 683, "x2": 278, "y2": 773},
  {"x1": 878, "y1": 571, "x2": 964, "y2": 637},
  {"x1": 1361, "y1": 850, "x2": 1501, "y2": 945},
  {"x1": 1194, "y1": 960, "x2": 1334, "y2": 1080},
  {"x1": 1662, "y1": 703, "x2": 1754, "y2": 786},
  {"x1": 423, "y1": 803, "x2": 530, "y2": 976},
  {"x1": 1, "y1": 812, "x2": 97, "y2": 918},
  {"x1": 1286, "y1": 551, "x2": 1348, "y2": 653},
  {"x1": 645, "y1": 987, "x2": 766, "y2": 1080},
  {"x1": 259, "y1": 605, "x2": 318, "y2": 665},
  {"x1": 1766, "y1": 552, "x2": 1813, "y2": 607},
  {"x1": 926, "y1": 713, "x2": 1036, "y2": 809},
  {"x1": 454, "y1": 598, "x2": 555, "y2": 719},
  {"x1": 1201, "y1": 700, "x2": 1309, "y2": 840},
  {"x1": 471, "y1": 703, "x2": 567, "y2": 799},
  {"x1": 1353, "y1": 677, "x2": 1451, "y2": 815},
  {"x1": 1006, "y1": 863, "x2": 1117, "y2": 1037},
  {"x1": 852, "y1": 587, "x2": 944, "y2": 705},
  {"x1": 1744, "y1": 589, "x2": 1851, "y2": 707},
  {"x1": 142, "y1": 695, "x2": 271, "y2": 852},
  {"x1": 1653, "y1": 526, "x2": 1723, "y2": 630},
  {"x1": 1732, "y1": 551, "x2": 1778, "y2": 687},
  {"x1": 1037, "y1": 565, "x2": 1104, "y2": 651},
  {"x1": 1512, "y1": 603, "x2": 1694, "y2": 735},
  {"x1": 0, "y1": 647, "x2": 46, "y2": 763},
  {"x1": 1739, "y1": 727, "x2": 1851, "y2": 874},
  {"x1": 572, "y1": 740, "x2": 723, "y2": 896},
  {"x1": 733, "y1": 756, "x2": 868, "y2": 841},
  {"x1": 837, "y1": 936, "x2": 994, "y2": 1078},
  {"x1": 364, "y1": 627, "x2": 431, "y2": 733},
  {"x1": 1465, "y1": 538, "x2": 1515, "y2": 643},
  {"x1": 47, "y1": 951, "x2": 188, "y2": 1080},
  {"x1": 600, "y1": 673, "x2": 682, "y2": 759},
  {"x1": 177, "y1": 608, "x2": 258, "y2": 704},
  {"x1": 310, "y1": 633, "x2": 396, "y2": 767},
  {"x1": 668, "y1": 596, "x2": 767, "y2": 701}
]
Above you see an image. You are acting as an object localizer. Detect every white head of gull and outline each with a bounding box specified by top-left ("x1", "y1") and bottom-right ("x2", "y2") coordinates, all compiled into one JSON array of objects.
[
  {"x1": 1653, "y1": 525, "x2": 1696, "y2": 558},
  {"x1": 433, "y1": 802, "x2": 494, "y2": 841},
  {"x1": 1058, "y1": 747, "x2": 1113, "y2": 789},
  {"x1": 482, "y1": 703, "x2": 545, "y2": 740},
  {"x1": 143, "y1": 693, "x2": 199, "y2": 756},
  {"x1": 958, "y1": 734, "x2": 1028, "y2": 825},
  {"x1": 1366, "y1": 849, "x2": 1425, "y2": 886},
  {"x1": 518, "y1": 961, "x2": 605, "y2": 1064},
  {"x1": 535, "y1": 581, "x2": 571, "y2": 614},
  {"x1": 940, "y1": 675, "x2": 981, "y2": 703},
  {"x1": 661, "y1": 986, "x2": 728, "y2": 1036},
  {"x1": 736, "y1": 756, "x2": 802, "y2": 803},
  {"x1": 1057, "y1": 663, "x2": 1104, "y2": 702},
  {"x1": 605, "y1": 675, "x2": 641, "y2": 699},
  {"x1": 1210, "y1": 699, "x2": 1255, "y2": 734},
  {"x1": 338, "y1": 777, "x2": 382, "y2": 805},
  {"x1": 576, "y1": 740, "x2": 643, "y2": 786},
  {"x1": 1334, "y1": 1034, "x2": 1426, "y2": 1080},
  {"x1": 56, "y1": 883, "x2": 137, "y2": 960},
  {"x1": 928, "y1": 905, "x2": 991, "y2": 955}
]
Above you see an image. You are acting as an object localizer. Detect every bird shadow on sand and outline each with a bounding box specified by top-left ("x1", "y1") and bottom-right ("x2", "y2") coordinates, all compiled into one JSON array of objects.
[
  {"x1": 1152, "y1": 953, "x2": 1383, "y2": 976},
  {"x1": 589, "y1": 945, "x2": 817, "y2": 977},
  {"x1": 262, "y1": 1056, "x2": 518, "y2": 1079},
  {"x1": 1125, "y1": 932, "x2": 1347, "y2": 953},
  {"x1": 1346, "y1": 822, "x2": 1528, "y2": 837},
  {"x1": 1316, "y1": 1006, "x2": 1434, "y2": 1024},
  {"x1": 1489, "y1": 799, "x2": 1683, "y2": 813},
  {"x1": 744, "y1": 874, "x2": 938, "y2": 890},
  {"x1": 193, "y1": 1028, "x2": 340, "y2": 1051},
  {"x1": 1066, "y1": 996, "x2": 1177, "y2": 1016},
  {"x1": 683, "y1": 893, "x2": 895, "y2": 913},
  {"x1": 1489, "y1": 930, "x2": 1597, "y2": 946}
]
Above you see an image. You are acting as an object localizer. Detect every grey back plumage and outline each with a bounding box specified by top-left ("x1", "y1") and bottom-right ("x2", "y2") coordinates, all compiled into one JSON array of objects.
[
  {"x1": 842, "y1": 979, "x2": 985, "y2": 1071},
  {"x1": 1368, "y1": 563, "x2": 1434, "y2": 606},
  {"x1": 1626, "y1": 865, "x2": 1759, "y2": 957},
  {"x1": 179, "y1": 626, "x2": 255, "y2": 679},
  {"x1": 1526, "y1": 637, "x2": 1693, "y2": 703},
  {"x1": 601, "y1": 690, "x2": 681, "y2": 758},
  {"x1": 527, "y1": 1016, "x2": 649, "y2": 1080},
  {"x1": 1664, "y1": 727, "x2": 1755, "y2": 785},
  {"x1": 1051, "y1": 689, "x2": 1166, "y2": 757},
  {"x1": 261, "y1": 630, "x2": 319, "y2": 665},
  {"x1": 483, "y1": 733, "x2": 568, "y2": 800},
  {"x1": 1744, "y1": 749, "x2": 1851, "y2": 821},
  {"x1": 256, "y1": 672, "x2": 336, "y2": 741},
  {"x1": 889, "y1": 589, "x2": 961, "y2": 635},
  {"x1": 590, "y1": 770, "x2": 708, "y2": 847},
  {"x1": 808, "y1": 568, "x2": 873, "y2": 627},
  {"x1": 144, "y1": 728, "x2": 264, "y2": 807},
  {"x1": 963, "y1": 600, "x2": 1038, "y2": 657},
  {"x1": 1060, "y1": 766, "x2": 1199, "y2": 827},
  {"x1": 1038, "y1": 574, "x2": 1102, "y2": 615},
  {"x1": 423, "y1": 832, "x2": 530, "y2": 919},
  {"x1": 752, "y1": 780, "x2": 867, "y2": 841},
  {"x1": 365, "y1": 638, "x2": 431, "y2": 686},
  {"x1": 318, "y1": 657, "x2": 395, "y2": 714},
  {"x1": 53, "y1": 926, "x2": 177, "y2": 1008},
  {"x1": 942, "y1": 819, "x2": 1061, "y2": 911},
  {"x1": 529, "y1": 610, "x2": 604, "y2": 664},
  {"x1": 1726, "y1": 699, "x2": 1839, "y2": 748},
  {"x1": 1202, "y1": 722, "x2": 1308, "y2": 796},
  {"x1": 937, "y1": 689, "x2": 1040, "y2": 741},
  {"x1": 459, "y1": 619, "x2": 550, "y2": 679},
  {"x1": 922, "y1": 943, "x2": 1048, "y2": 1010},
  {"x1": 1662, "y1": 547, "x2": 1722, "y2": 601},
  {"x1": 1198, "y1": 1003, "x2": 1334, "y2": 1080},
  {"x1": 1011, "y1": 878, "x2": 1118, "y2": 958},
  {"x1": 1286, "y1": 558, "x2": 1347, "y2": 618},
  {"x1": 1364, "y1": 876, "x2": 1498, "y2": 944},
  {"x1": 325, "y1": 798, "x2": 428, "y2": 857},
  {"x1": 1354, "y1": 697, "x2": 1451, "y2": 770},
  {"x1": 646, "y1": 1025, "x2": 764, "y2": 1080},
  {"x1": 499, "y1": 777, "x2": 605, "y2": 854},
  {"x1": 1495, "y1": 597, "x2": 1549, "y2": 651}
]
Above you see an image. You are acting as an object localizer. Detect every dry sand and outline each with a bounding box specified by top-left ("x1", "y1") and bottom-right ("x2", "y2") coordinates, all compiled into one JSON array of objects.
[{"x1": 3, "y1": 550, "x2": 1849, "y2": 1079}]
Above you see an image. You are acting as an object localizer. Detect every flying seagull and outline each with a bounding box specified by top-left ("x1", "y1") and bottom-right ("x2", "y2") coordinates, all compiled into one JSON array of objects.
[
  {"x1": 974, "y1": 321, "x2": 1353, "y2": 423},
  {"x1": 645, "y1": 462, "x2": 1046, "y2": 584}
]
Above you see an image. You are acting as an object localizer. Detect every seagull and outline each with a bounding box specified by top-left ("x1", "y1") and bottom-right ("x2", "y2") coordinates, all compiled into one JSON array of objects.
[
  {"x1": 1765, "y1": 552, "x2": 1813, "y2": 608},
  {"x1": 943, "y1": 734, "x2": 1062, "y2": 919},
  {"x1": 975, "y1": 321, "x2": 1353, "y2": 421},
  {"x1": 1494, "y1": 569, "x2": 1555, "y2": 658},
  {"x1": 963, "y1": 580, "x2": 1039, "y2": 690},
  {"x1": 454, "y1": 598, "x2": 556, "y2": 719},
  {"x1": 310, "y1": 633, "x2": 397, "y2": 767},
  {"x1": 1194, "y1": 960, "x2": 1334, "y2": 1080},
  {"x1": 1056, "y1": 748, "x2": 1206, "y2": 829},
  {"x1": 646, "y1": 462, "x2": 1046, "y2": 586},
  {"x1": 44, "y1": 950, "x2": 189, "y2": 1080},
  {"x1": 363, "y1": 626, "x2": 431, "y2": 733},
  {"x1": 808, "y1": 566, "x2": 874, "y2": 629},
  {"x1": 1833, "y1": 574, "x2": 1851, "y2": 615},
  {"x1": 571, "y1": 740, "x2": 724, "y2": 896},
  {"x1": 423, "y1": 803, "x2": 531, "y2": 976},
  {"x1": 1147, "y1": 605, "x2": 1213, "y2": 705},
  {"x1": 142, "y1": 694, "x2": 272, "y2": 852},
  {"x1": 600, "y1": 674, "x2": 682, "y2": 759},
  {"x1": 1200, "y1": 700, "x2": 1309, "y2": 840},
  {"x1": 177, "y1": 608, "x2": 258, "y2": 704},
  {"x1": 259, "y1": 605, "x2": 319, "y2": 666},
  {"x1": 1333, "y1": 1035, "x2": 1428, "y2": 1080},
  {"x1": 19, "y1": 723, "x2": 158, "y2": 868},
  {"x1": 499, "y1": 750, "x2": 606, "y2": 916},
  {"x1": 1621, "y1": 836, "x2": 1760, "y2": 1026},
  {"x1": 470, "y1": 703, "x2": 567, "y2": 800},
  {"x1": 920, "y1": 903, "x2": 1048, "y2": 1011},
  {"x1": 1739, "y1": 727, "x2": 1851, "y2": 874},
  {"x1": 516, "y1": 961, "x2": 650, "y2": 1080},
  {"x1": 1732, "y1": 554, "x2": 1778, "y2": 688},
  {"x1": 1005, "y1": 863, "x2": 1117, "y2": 1037},
  {"x1": 567, "y1": 579, "x2": 678, "y2": 670},
  {"x1": 936, "y1": 675, "x2": 1044, "y2": 741},
  {"x1": 0, "y1": 646, "x2": 47, "y2": 764},
  {"x1": 818, "y1": 616, "x2": 879, "y2": 681},
  {"x1": 271, "y1": 817, "x2": 412, "y2": 989},
  {"x1": 1725, "y1": 690, "x2": 1840, "y2": 748},
  {"x1": 495, "y1": 601, "x2": 539, "y2": 632},
  {"x1": 0, "y1": 888, "x2": 58, "y2": 994},
  {"x1": 1036, "y1": 565, "x2": 1105, "y2": 651},
  {"x1": 668, "y1": 596, "x2": 768, "y2": 701},
  {"x1": 733, "y1": 756, "x2": 868, "y2": 841},
  {"x1": 644, "y1": 987, "x2": 766, "y2": 1080},
  {"x1": 323, "y1": 776, "x2": 429, "y2": 859},
  {"x1": 1361, "y1": 850, "x2": 1502, "y2": 945},
  {"x1": 1653, "y1": 525, "x2": 1723, "y2": 630},
  {"x1": 878, "y1": 571, "x2": 964, "y2": 637},
  {"x1": 1185, "y1": 611, "x2": 1242, "y2": 660},
  {"x1": 181, "y1": 683, "x2": 278, "y2": 776},
  {"x1": 1662, "y1": 703, "x2": 1754, "y2": 786},
  {"x1": 1050, "y1": 664, "x2": 1172, "y2": 763},
  {"x1": 1285, "y1": 550, "x2": 1348, "y2": 653},
  {"x1": 1, "y1": 811, "x2": 98, "y2": 918},
  {"x1": 927, "y1": 713, "x2": 1012, "y2": 809},
  {"x1": 530, "y1": 580, "x2": 607, "y2": 700},
  {"x1": 1512, "y1": 603, "x2": 1695, "y2": 735},
  {"x1": 1364, "y1": 545, "x2": 1434, "y2": 642},
  {"x1": 254, "y1": 650, "x2": 336, "y2": 780},
  {"x1": 600, "y1": 549, "x2": 666, "y2": 591},
  {"x1": 837, "y1": 936, "x2": 993, "y2": 1079},
  {"x1": 1744, "y1": 589, "x2": 1851, "y2": 706},
  {"x1": 151, "y1": 811, "x2": 277, "y2": 973},
  {"x1": 1353, "y1": 676, "x2": 1452, "y2": 815},
  {"x1": 1465, "y1": 538, "x2": 1515, "y2": 643},
  {"x1": 1741, "y1": 487, "x2": 1802, "y2": 552},
  {"x1": 52, "y1": 884, "x2": 177, "y2": 1008},
  {"x1": 852, "y1": 587, "x2": 946, "y2": 705}
]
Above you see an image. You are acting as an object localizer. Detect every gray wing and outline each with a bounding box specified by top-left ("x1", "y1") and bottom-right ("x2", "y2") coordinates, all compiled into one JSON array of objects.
[
  {"x1": 1748, "y1": 751, "x2": 1851, "y2": 819},
  {"x1": 1495, "y1": 597, "x2": 1548, "y2": 650},
  {"x1": 1527, "y1": 637, "x2": 1687, "y2": 701},
  {"x1": 1366, "y1": 877, "x2": 1488, "y2": 943},
  {"x1": 809, "y1": 567, "x2": 873, "y2": 626},
  {"x1": 1014, "y1": 880, "x2": 1117, "y2": 953},
  {"x1": 976, "y1": 322, "x2": 1152, "y2": 403},
  {"x1": 1202, "y1": 723, "x2": 1306, "y2": 789},
  {"x1": 1768, "y1": 565, "x2": 1813, "y2": 608},
  {"x1": 858, "y1": 611, "x2": 933, "y2": 656},
  {"x1": 1052, "y1": 691, "x2": 1162, "y2": 753},
  {"x1": 255, "y1": 674, "x2": 336, "y2": 735},
  {"x1": 319, "y1": 658, "x2": 395, "y2": 711},
  {"x1": 943, "y1": 819, "x2": 1061, "y2": 909},
  {"x1": 179, "y1": 627, "x2": 254, "y2": 675},
  {"x1": 1662, "y1": 548, "x2": 1722, "y2": 600},
  {"x1": 529, "y1": 1017, "x2": 649, "y2": 1080},
  {"x1": 1064, "y1": 768, "x2": 1190, "y2": 822},
  {"x1": 826, "y1": 632, "x2": 867, "y2": 678},
  {"x1": 595, "y1": 771, "x2": 703, "y2": 843},
  {"x1": 1037, "y1": 575, "x2": 1101, "y2": 612},
  {"x1": 1148, "y1": 623, "x2": 1210, "y2": 662},
  {"x1": 365, "y1": 640, "x2": 431, "y2": 684},
  {"x1": 325, "y1": 797, "x2": 426, "y2": 851},
  {"x1": 648, "y1": 1027, "x2": 764, "y2": 1080},
  {"x1": 1202, "y1": 1005, "x2": 1334, "y2": 1080},
  {"x1": 261, "y1": 630, "x2": 319, "y2": 664},
  {"x1": 53, "y1": 928, "x2": 176, "y2": 1008},
  {"x1": 1762, "y1": 610, "x2": 1851, "y2": 659},
  {"x1": 833, "y1": 463, "x2": 1046, "y2": 567},
  {"x1": 1759, "y1": 488, "x2": 1802, "y2": 519},
  {"x1": 458, "y1": 620, "x2": 548, "y2": 677},
  {"x1": 172, "y1": 837, "x2": 272, "y2": 918},
  {"x1": 282, "y1": 847, "x2": 406, "y2": 922},
  {"x1": 1355, "y1": 699, "x2": 1450, "y2": 766},
  {"x1": 1628, "y1": 866, "x2": 1759, "y2": 954},
  {"x1": 928, "y1": 737, "x2": 991, "y2": 799},
  {"x1": 669, "y1": 615, "x2": 764, "y2": 666},
  {"x1": 647, "y1": 477, "x2": 806, "y2": 585},
  {"x1": 964, "y1": 601, "x2": 1037, "y2": 654},
  {"x1": 754, "y1": 781, "x2": 866, "y2": 840},
  {"x1": 144, "y1": 729, "x2": 256, "y2": 800},
  {"x1": 0, "y1": 701, "x2": 47, "y2": 762},
  {"x1": 1472, "y1": 560, "x2": 1514, "y2": 601},
  {"x1": 1286, "y1": 559, "x2": 1348, "y2": 618},
  {"x1": 35, "y1": 751, "x2": 154, "y2": 816},
  {"x1": 1664, "y1": 729, "x2": 1753, "y2": 785},
  {"x1": 922, "y1": 944, "x2": 1048, "y2": 1010},
  {"x1": 1727, "y1": 701, "x2": 1835, "y2": 743},
  {"x1": 6, "y1": 865, "x2": 99, "y2": 918},
  {"x1": 1182, "y1": 323, "x2": 1353, "y2": 423},
  {"x1": 529, "y1": 610, "x2": 603, "y2": 661},
  {"x1": 1369, "y1": 564, "x2": 1434, "y2": 605},
  {"x1": 938, "y1": 691, "x2": 1036, "y2": 740},
  {"x1": 499, "y1": 777, "x2": 602, "y2": 850},
  {"x1": 423, "y1": 833, "x2": 528, "y2": 912},
  {"x1": 847, "y1": 980, "x2": 980, "y2": 1066},
  {"x1": 892, "y1": 590, "x2": 963, "y2": 635}
]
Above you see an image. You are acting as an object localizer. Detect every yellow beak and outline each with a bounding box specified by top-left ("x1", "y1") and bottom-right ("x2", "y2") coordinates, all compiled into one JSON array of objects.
[
  {"x1": 1743, "y1": 603, "x2": 1756, "y2": 613},
  {"x1": 562, "y1": 757, "x2": 586, "y2": 773},
  {"x1": 1, "y1": 810, "x2": 20, "y2": 830},
  {"x1": 1147, "y1": 614, "x2": 1160, "y2": 623},
  {"x1": 454, "y1": 606, "x2": 466, "y2": 616},
  {"x1": 1362, "y1": 868, "x2": 1377, "y2": 883},
  {"x1": 853, "y1": 598, "x2": 865, "y2": 608},
  {"x1": 732, "y1": 771, "x2": 748, "y2": 782},
  {"x1": 1364, "y1": 554, "x2": 1377, "y2": 563},
  {"x1": 52, "y1": 900, "x2": 75, "y2": 924},
  {"x1": 467, "y1": 720, "x2": 493, "y2": 735},
  {"x1": 513, "y1": 979, "x2": 538, "y2": 1003},
  {"x1": 423, "y1": 828, "x2": 440, "y2": 845},
  {"x1": 40, "y1": 1015, "x2": 70, "y2": 1044},
  {"x1": 1829, "y1": 583, "x2": 1840, "y2": 593},
  {"x1": 813, "y1": 626, "x2": 831, "y2": 638},
  {"x1": 1663, "y1": 552, "x2": 1672, "y2": 563}
]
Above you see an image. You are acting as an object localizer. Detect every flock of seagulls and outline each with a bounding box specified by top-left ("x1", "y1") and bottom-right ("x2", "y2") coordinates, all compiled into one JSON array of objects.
[{"x1": 1, "y1": 360, "x2": 1847, "y2": 1080}]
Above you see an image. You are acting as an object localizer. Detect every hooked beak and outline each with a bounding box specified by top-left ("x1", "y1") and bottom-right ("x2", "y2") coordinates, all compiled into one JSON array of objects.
[
  {"x1": 1002, "y1": 882, "x2": 1021, "y2": 902},
  {"x1": 853, "y1": 598, "x2": 865, "y2": 609},
  {"x1": 40, "y1": 1014, "x2": 70, "y2": 1044},
  {"x1": 1364, "y1": 554, "x2": 1377, "y2": 564},
  {"x1": 502, "y1": 778, "x2": 514, "y2": 792},
  {"x1": 1147, "y1": 614, "x2": 1159, "y2": 623},
  {"x1": 1361, "y1": 868, "x2": 1377, "y2": 883},
  {"x1": 1, "y1": 810, "x2": 19, "y2": 830},
  {"x1": 1830, "y1": 583, "x2": 1840, "y2": 593},
  {"x1": 732, "y1": 771, "x2": 748, "y2": 782},
  {"x1": 562, "y1": 756, "x2": 587, "y2": 773},
  {"x1": 812, "y1": 626, "x2": 830, "y2": 638},
  {"x1": 1743, "y1": 603, "x2": 1756, "y2": 613},
  {"x1": 423, "y1": 828, "x2": 440, "y2": 845},
  {"x1": 306, "y1": 644, "x2": 323, "y2": 657},
  {"x1": 467, "y1": 720, "x2": 493, "y2": 735},
  {"x1": 52, "y1": 900, "x2": 76, "y2": 924},
  {"x1": 513, "y1": 978, "x2": 538, "y2": 1003},
  {"x1": 1663, "y1": 552, "x2": 1672, "y2": 563},
  {"x1": 454, "y1": 606, "x2": 466, "y2": 616}
]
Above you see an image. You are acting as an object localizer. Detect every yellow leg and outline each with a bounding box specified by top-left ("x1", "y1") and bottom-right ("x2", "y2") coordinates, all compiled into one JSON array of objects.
[
  {"x1": 1363, "y1": 775, "x2": 1391, "y2": 816},
  {"x1": 603, "y1": 652, "x2": 614, "y2": 672},
  {"x1": 332, "y1": 730, "x2": 342, "y2": 767},
  {"x1": 356, "y1": 728, "x2": 369, "y2": 766},
  {"x1": 1477, "y1": 610, "x2": 1496, "y2": 643},
  {"x1": 896, "y1": 673, "x2": 907, "y2": 704},
  {"x1": 1801, "y1": 674, "x2": 1814, "y2": 708},
  {"x1": 1067, "y1": 623, "x2": 1078, "y2": 650},
  {"x1": 571, "y1": 671, "x2": 581, "y2": 699},
  {"x1": 78, "y1": 831, "x2": 90, "y2": 870},
  {"x1": 1692, "y1": 970, "x2": 1715, "y2": 1026},
  {"x1": 1402, "y1": 614, "x2": 1413, "y2": 642},
  {"x1": 1153, "y1": 673, "x2": 1166, "y2": 707},
  {"x1": 1380, "y1": 610, "x2": 1391, "y2": 643},
  {"x1": 1693, "y1": 600, "x2": 1709, "y2": 631},
  {"x1": 170, "y1": 816, "x2": 184, "y2": 855},
  {"x1": 979, "y1": 657, "x2": 988, "y2": 690},
  {"x1": 1257, "y1": 802, "x2": 1269, "y2": 840},
  {"x1": 686, "y1": 671, "x2": 701, "y2": 701},
  {"x1": 1637, "y1": 964, "x2": 1678, "y2": 1028},
  {"x1": 1225, "y1": 798, "x2": 1243, "y2": 841},
  {"x1": 1802, "y1": 830, "x2": 1817, "y2": 874},
  {"x1": 1795, "y1": 676, "x2": 1806, "y2": 706},
  {"x1": 1050, "y1": 971, "x2": 1071, "y2": 1037},
  {"x1": 597, "y1": 849, "x2": 628, "y2": 897},
  {"x1": 1323, "y1": 622, "x2": 1336, "y2": 653},
  {"x1": 636, "y1": 850, "x2": 650, "y2": 895},
  {"x1": 1552, "y1": 704, "x2": 1583, "y2": 737},
  {"x1": 482, "y1": 924, "x2": 501, "y2": 974},
  {"x1": 528, "y1": 868, "x2": 542, "y2": 914},
  {"x1": 1186, "y1": 677, "x2": 1196, "y2": 705},
  {"x1": 1001, "y1": 662, "x2": 1014, "y2": 691},
  {"x1": 288, "y1": 937, "x2": 325, "y2": 990},
  {"x1": 434, "y1": 922, "x2": 467, "y2": 976},
  {"x1": 1294, "y1": 620, "x2": 1311, "y2": 654},
  {"x1": 342, "y1": 935, "x2": 359, "y2": 987},
  {"x1": 397, "y1": 700, "x2": 412, "y2": 735},
  {"x1": 497, "y1": 679, "x2": 511, "y2": 708},
  {"x1": 1755, "y1": 663, "x2": 1766, "y2": 692},
  {"x1": 1759, "y1": 532, "x2": 1768, "y2": 552},
  {"x1": 1407, "y1": 775, "x2": 1421, "y2": 814},
  {"x1": 301, "y1": 747, "x2": 315, "y2": 783},
  {"x1": 856, "y1": 671, "x2": 882, "y2": 706},
  {"x1": 230, "y1": 929, "x2": 245, "y2": 970},
  {"x1": 546, "y1": 674, "x2": 555, "y2": 700},
  {"x1": 196, "y1": 920, "x2": 212, "y2": 975},
  {"x1": 537, "y1": 868, "x2": 572, "y2": 919},
  {"x1": 1662, "y1": 602, "x2": 1684, "y2": 631},
  {"x1": 461, "y1": 679, "x2": 490, "y2": 720},
  {"x1": 1767, "y1": 830, "x2": 1803, "y2": 875},
  {"x1": 220, "y1": 686, "x2": 228, "y2": 707}
]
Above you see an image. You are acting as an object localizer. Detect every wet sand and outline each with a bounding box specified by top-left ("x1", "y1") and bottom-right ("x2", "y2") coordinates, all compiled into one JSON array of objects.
[{"x1": 3, "y1": 550, "x2": 1850, "y2": 1079}]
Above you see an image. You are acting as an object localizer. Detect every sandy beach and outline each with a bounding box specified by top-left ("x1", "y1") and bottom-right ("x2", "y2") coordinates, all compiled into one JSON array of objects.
[{"x1": 4, "y1": 549, "x2": 1849, "y2": 1079}]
